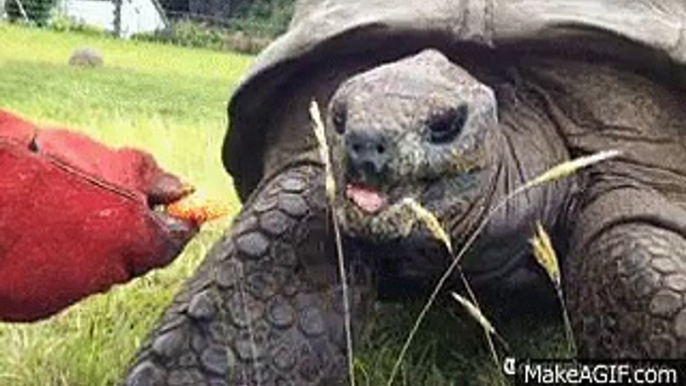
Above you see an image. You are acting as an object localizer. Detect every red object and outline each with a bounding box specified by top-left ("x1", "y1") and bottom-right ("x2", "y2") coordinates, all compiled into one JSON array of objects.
[{"x1": 0, "y1": 110, "x2": 197, "y2": 322}]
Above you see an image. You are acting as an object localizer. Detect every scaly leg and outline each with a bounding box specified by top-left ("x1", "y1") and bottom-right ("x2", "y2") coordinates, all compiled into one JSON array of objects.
[
  {"x1": 122, "y1": 165, "x2": 374, "y2": 385},
  {"x1": 565, "y1": 182, "x2": 686, "y2": 357}
]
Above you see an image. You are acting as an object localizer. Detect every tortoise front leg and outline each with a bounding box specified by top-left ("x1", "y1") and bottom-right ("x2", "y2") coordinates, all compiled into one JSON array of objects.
[
  {"x1": 122, "y1": 165, "x2": 374, "y2": 385},
  {"x1": 565, "y1": 184, "x2": 686, "y2": 358}
]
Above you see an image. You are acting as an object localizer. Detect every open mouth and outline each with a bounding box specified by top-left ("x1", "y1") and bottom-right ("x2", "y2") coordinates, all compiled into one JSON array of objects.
[{"x1": 345, "y1": 183, "x2": 389, "y2": 214}]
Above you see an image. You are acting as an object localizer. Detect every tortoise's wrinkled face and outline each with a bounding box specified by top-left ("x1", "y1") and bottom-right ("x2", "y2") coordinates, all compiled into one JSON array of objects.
[{"x1": 327, "y1": 49, "x2": 498, "y2": 242}]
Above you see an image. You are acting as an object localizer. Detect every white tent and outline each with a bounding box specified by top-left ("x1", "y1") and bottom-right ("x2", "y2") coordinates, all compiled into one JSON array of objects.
[{"x1": 56, "y1": 0, "x2": 167, "y2": 38}]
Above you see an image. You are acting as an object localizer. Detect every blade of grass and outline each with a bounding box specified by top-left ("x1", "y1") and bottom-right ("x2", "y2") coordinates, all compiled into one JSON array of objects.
[
  {"x1": 451, "y1": 289, "x2": 499, "y2": 365},
  {"x1": 531, "y1": 222, "x2": 560, "y2": 287},
  {"x1": 387, "y1": 199, "x2": 499, "y2": 383},
  {"x1": 397, "y1": 198, "x2": 502, "y2": 361},
  {"x1": 400, "y1": 198, "x2": 453, "y2": 254},
  {"x1": 531, "y1": 223, "x2": 576, "y2": 356},
  {"x1": 522, "y1": 150, "x2": 620, "y2": 190},
  {"x1": 310, "y1": 100, "x2": 356, "y2": 386},
  {"x1": 386, "y1": 150, "x2": 620, "y2": 385}
]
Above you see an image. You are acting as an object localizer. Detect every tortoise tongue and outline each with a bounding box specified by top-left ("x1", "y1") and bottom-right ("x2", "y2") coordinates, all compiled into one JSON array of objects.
[{"x1": 345, "y1": 184, "x2": 387, "y2": 214}]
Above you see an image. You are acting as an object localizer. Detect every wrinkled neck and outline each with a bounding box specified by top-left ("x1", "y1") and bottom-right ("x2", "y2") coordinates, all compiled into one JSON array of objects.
[
  {"x1": 498, "y1": 121, "x2": 574, "y2": 229},
  {"x1": 459, "y1": 92, "x2": 576, "y2": 279}
]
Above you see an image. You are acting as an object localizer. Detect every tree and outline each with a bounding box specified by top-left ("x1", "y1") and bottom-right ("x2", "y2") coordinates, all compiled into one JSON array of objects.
[{"x1": 6, "y1": 0, "x2": 55, "y2": 25}]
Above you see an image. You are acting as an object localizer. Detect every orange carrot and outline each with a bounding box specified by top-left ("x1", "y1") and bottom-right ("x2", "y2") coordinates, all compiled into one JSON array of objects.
[{"x1": 167, "y1": 192, "x2": 230, "y2": 224}]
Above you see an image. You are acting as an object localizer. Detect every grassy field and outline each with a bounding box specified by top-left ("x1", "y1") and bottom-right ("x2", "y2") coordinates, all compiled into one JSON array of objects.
[
  {"x1": 0, "y1": 23, "x2": 247, "y2": 386},
  {"x1": 0, "y1": 24, "x2": 566, "y2": 386}
]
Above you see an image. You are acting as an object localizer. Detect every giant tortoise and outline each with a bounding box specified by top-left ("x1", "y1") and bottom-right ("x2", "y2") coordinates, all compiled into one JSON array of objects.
[{"x1": 122, "y1": 0, "x2": 686, "y2": 384}]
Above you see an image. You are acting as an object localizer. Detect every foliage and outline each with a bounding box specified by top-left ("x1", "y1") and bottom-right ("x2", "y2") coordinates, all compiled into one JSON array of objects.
[
  {"x1": 4, "y1": 0, "x2": 296, "y2": 54},
  {"x1": 6, "y1": 0, "x2": 56, "y2": 26},
  {"x1": 229, "y1": 0, "x2": 296, "y2": 36},
  {"x1": 150, "y1": 0, "x2": 297, "y2": 53},
  {"x1": 48, "y1": 13, "x2": 107, "y2": 37},
  {"x1": 158, "y1": 0, "x2": 297, "y2": 37},
  {"x1": 133, "y1": 20, "x2": 222, "y2": 49},
  {"x1": 132, "y1": 20, "x2": 271, "y2": 54}
]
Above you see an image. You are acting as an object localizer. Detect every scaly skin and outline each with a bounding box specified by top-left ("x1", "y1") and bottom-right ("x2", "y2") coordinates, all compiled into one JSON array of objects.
[
  {"x1": 565, "y1": 178, "x2": 686, "y2": 358},
  {"x1": 123, "y1": 49, "x2": 572, "y2": 386},
  {"x1": 123, "y1": 164, "x2": 374, "y2": 385},
  {"x1": 123, "y1": 47, "x2": 686, "y2": 385},
  {"x1": 327, "y1": 50, "x2": 572, "y2": 287}
]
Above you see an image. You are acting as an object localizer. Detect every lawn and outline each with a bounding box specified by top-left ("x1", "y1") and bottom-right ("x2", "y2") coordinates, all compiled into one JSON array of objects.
[
  {"x1": 0, "y1": 23, "x2": 247, "y2": 386},
  {"x1": 0, "y1": 23, "x2": 566, "y2": 386}
]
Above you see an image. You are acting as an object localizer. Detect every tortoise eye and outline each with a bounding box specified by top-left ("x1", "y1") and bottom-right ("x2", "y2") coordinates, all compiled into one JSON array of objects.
[
  {"x1": 332, "y1": 104, "x2": 347, "y2": 135},
  {"x1": 428, "y1": 104, "x2": 468, "y2": 144}
]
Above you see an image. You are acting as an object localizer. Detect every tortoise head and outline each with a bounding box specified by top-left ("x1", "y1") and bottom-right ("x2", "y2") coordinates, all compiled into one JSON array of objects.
[{"x1": 327, "y1": 49, "x2": 499, "y2": 244}]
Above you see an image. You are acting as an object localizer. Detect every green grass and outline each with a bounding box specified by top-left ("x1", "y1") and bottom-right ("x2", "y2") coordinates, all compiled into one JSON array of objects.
[
  {"x1": 0, "y1": 24, "x2": 248, "y2": 386},
  {"x1": 0, "y1": 24, "x2": 566, "y2": 386}
]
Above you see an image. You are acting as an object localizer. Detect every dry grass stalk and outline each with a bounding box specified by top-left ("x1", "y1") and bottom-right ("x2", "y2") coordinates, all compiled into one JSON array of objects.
[
  {"x1": 531, "y1": 222, "x2": 560, "y2": 286},
  {"x1": 310, "y1": 100, "x2": 356, "y2": 386},
  {"x1": 530, "y1": 223, "x2": 576, "y2": 356},
  {"x1": 309, "y1": 101, "x2": 337, "y2": 201},
  {"x1": 387, "y1": 199, "x2": 499, "y2": 385},
  {"x1": 451, "y1": 291, "x2": 500, "y2": 361},
  {"x1": 400, "y1": 198, "x2": 453, "y2": 253},
  {"x1": 388, "y1": 150, "x2": 619, "y2": 385},
  {"x1": 523, "y1": 150, "x2": 621, "y2": 190}
]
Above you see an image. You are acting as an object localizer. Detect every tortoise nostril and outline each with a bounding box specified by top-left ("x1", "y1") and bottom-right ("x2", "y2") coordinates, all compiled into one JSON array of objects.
[{"x1": 345, "y1": 130, "x2": 390, "y2": 181}]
